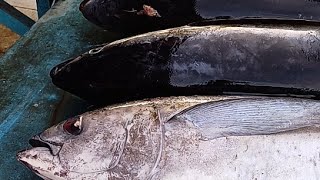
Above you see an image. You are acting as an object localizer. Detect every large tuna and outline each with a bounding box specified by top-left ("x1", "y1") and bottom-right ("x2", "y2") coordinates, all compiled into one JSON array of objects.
[
  {"x1": 50, "y1": 20, "x2": 320, "y2": 105},
  {"x1": 17, "y1": 96, "x2": 320, "y2": 179},
  {"x1": 79, "y1": 0, "x2": 320, "y2": 33}
]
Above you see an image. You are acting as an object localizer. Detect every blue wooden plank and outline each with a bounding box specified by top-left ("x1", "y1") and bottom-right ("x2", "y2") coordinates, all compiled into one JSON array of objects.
[
  {"x1": 0, "y1": 1, "x2": 35, "y2": 35},
  {"x1": 36, "y1": 0, "x2": 51, "y2": 18},
  {"x1": 0, "y1": 10, "x2": 29, "y2": 35}
]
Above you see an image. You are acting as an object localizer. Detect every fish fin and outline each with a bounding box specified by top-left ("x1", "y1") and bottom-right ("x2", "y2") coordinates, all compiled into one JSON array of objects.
[{"x1": 174, "y1": 98, "x2": 320, "y2": 140}]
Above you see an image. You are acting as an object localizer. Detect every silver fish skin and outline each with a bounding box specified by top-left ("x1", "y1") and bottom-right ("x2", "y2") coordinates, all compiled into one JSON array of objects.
[{"x1": 17, "y1": 96, "x2": 320, "y2": 179}]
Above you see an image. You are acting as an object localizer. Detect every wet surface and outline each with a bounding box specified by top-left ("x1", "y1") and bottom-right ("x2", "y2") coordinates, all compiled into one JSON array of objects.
[{"x1": 0, "y1": 0, "x2": 118, "y2": 179}]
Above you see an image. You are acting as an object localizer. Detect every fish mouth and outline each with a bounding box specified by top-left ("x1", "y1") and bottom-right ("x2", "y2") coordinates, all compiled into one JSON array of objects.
[
  {"x1": 16, "y1": 136, "x2": 64, "y2": 179},
  {"x1": 50, "y1": 58, "x2": 74, "y2": 79},
  {"x1": 50, "y1": 57, "x2": 78, "y2": 90},
  {"x1": 50, "y1": 54, "x2": 88, "y2": 80},
  {"x1": 29, "y1": 138, "x2": 52, "y2": 152},
  {"x1": 29, "y1": 135, "x2": 62, "y2": 156}
]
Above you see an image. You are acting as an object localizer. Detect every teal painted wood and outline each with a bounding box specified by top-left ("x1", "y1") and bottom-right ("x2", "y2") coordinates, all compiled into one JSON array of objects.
[
  {"x1": 0, "y1": 10, "x2": 29, "y2": 35},
  {"x1": 0, "y1": 0, "x2": 120, "y2": 179},
  {"x1": 36, "y1": 0, "x2": 51, "y2": 18},
  {"x1": 0, "y1": 1, "x2": 35, "y2": 35}
]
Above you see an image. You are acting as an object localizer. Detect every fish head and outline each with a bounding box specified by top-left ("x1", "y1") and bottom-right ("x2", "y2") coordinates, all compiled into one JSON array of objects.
[
  {"x1": 49, "y1": 37, "x2": 168, "y2": 103},
  {"x1": 79, "y1": 0, "x2": 123, "y2": 30},
  {"x1": 16, "y1": 96, "x2": 219, "y2": 179},
  {"x1": 17, "y1": 147, "x2": 65, "y2": 180},
  {"x1": 16, "y1": 116, "x2": 84, "y2": 179},
  {"x1": 50, "y1": 55, "x2": 90, "y2": 97},
  {"x1": 79, "y1": 0, "x2": 161, "y2": 33},
  {"x1": 49, "y1": 50, "x2": 120, "y2": 103},
  {"x1": 17, "y1": 113, "x2": 130, "y2": 179}
]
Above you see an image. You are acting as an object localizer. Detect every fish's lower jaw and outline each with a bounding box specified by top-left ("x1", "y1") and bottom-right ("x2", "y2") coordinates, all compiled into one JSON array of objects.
[
  {"x1": 29, "y1": 170, "x2": 57, "y2": 180},
  {"x1": 79, "y1": 0, "x2": 93, "y2": 11},
  {"x1": 17, "y1": 148, "x2": 65, "y2": 180},
  {"x1": 17, "y1": 158, "x2": 56, "y2": 180},
  {"x1": 18, "y1": 158, "x2": 65, "y2": 180}
]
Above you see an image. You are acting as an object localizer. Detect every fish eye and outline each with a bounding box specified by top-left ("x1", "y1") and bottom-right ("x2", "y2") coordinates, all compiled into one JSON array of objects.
[
  {"x1": 63, "y1": 116, "x2": 83, "y2": 135},
  {"x1": 89, "y1": 47, "x2": 103, "y2": 55}
]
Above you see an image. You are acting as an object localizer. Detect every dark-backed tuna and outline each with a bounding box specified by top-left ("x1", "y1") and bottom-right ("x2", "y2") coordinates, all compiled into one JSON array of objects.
[
  {"x1": 50, "y1": 19, "x2": 320, "y2": 105},
  {"x1": 79, "y1": 0, "x2": 320, "y2": 33}
]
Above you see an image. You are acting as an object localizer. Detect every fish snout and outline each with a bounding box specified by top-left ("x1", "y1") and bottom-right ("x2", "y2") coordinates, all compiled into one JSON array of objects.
[
  {"x1": 79, "y1": 0, "x2": 130, "y2": 31},
  {"x1": 79, "y1": 0, "x2": 92, "y2": 11},
  {"x1": 50, "y1": 57, "x2": 74, "y2": 79},
  {"x1": 50, "y1": 57, "x2": 77, "y2": 88},
  {"x1": 50, "y1": 65, "x2": 60, "y2": 79},
  {"x1": 17, "y1": 146, "x2": 64, "y2": 180},
  {"x1": 79, "y1": 0, "x2": 109, "y2": 27},
  {"x1": 16, "y1": 149, "x2": 43, "y2": 177}
]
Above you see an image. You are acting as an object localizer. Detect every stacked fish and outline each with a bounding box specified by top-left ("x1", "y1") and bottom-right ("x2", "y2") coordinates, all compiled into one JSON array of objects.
[{"x1": 17, "y1": 0, "x2": 320, "y2": 179}]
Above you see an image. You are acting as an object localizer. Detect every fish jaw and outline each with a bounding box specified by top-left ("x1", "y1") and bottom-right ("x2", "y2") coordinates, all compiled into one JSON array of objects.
[
  {"x1": 79, "y1": 0, "x2": 125, "y2": 30},
  {"x1": 79, "y1": 0, "x2": 103, "y2": 27},
  {"x1": 49, "y1": 56, "x2": 90, "y2": 99},
  {"x1": 17, "y1": 147, "x2": 66, "y2": 180}
]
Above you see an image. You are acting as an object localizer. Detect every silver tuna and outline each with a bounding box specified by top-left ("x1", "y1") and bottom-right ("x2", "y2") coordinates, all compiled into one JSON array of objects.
[{"x1": 17, "y1": 96, "x2": 320, "y2": 179}]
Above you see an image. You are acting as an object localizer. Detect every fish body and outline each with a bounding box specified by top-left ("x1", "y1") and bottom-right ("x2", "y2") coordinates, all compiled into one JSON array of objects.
[
  {"x1": 17, "y1": 96, "x2": 320, "y2": 179},
  {"x1": 51, "y1": 20, "x2": 320, "y2": 105},
  {"x1": 79, "y1": 0, "x2": 320, "y2": 33}
]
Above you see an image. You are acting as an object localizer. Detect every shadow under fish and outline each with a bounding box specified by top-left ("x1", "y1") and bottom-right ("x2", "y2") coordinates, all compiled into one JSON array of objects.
[
  {"x1": 50, "y1": 19, "x2": 320, "y2": 105},
  {"x1": 79, "y1": 0, "x2": 320, "y2": 34}
]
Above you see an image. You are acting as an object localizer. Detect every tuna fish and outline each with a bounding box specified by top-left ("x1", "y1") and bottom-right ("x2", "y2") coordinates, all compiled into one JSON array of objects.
[
  {"x1": 50, "y1": 20, "x2": 320, "y2": 105},
  {"x1": 17, "y1": 96, "x2": 320, "y2": 179},
  {"x1": 79, "y1": 0, "x2": 320, "y2": 33}
]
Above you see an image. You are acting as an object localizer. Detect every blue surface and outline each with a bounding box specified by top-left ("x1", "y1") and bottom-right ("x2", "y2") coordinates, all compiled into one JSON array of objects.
[
  {"x1": 0, "y1": 0, "x2": 120, "y2": 179},
  {"x1": 36, "y1": 0, "x2": 51, "y2": 18},
  {"x1": 0, "y1": 10, "x2": 29, "y2": 35}
]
